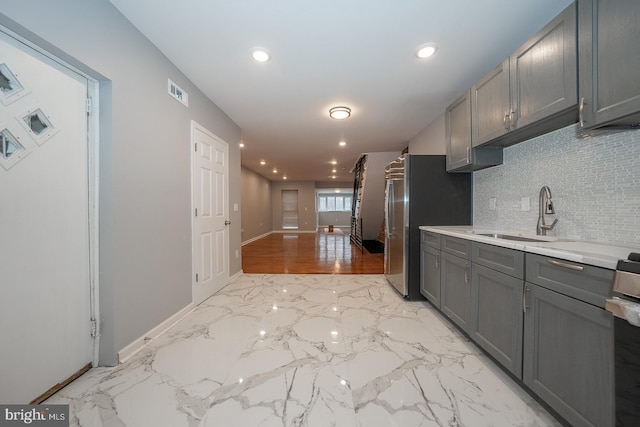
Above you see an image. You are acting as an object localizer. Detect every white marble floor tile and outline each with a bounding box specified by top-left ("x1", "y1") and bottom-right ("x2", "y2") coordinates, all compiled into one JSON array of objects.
[{"x1": 45, "y1": 274, "x2": 561, "y2": 427}]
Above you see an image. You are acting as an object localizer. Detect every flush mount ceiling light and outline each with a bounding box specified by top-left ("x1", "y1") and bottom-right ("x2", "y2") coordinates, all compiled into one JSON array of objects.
[
  {"x1": 329, "y1": 106, "x2": 351, "y2": 120},
  {"x1": 415, "y1": 43, "x2": 438, "y2": 59},
  {"x1": 251, "y1": 48, "x2": 271, "y2": 63},
  {"x1": 338, "y1": 141, "x2": 347, "y2": 147}
]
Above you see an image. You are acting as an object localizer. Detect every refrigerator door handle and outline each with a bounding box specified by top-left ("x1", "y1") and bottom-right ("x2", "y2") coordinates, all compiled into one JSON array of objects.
[{"x1": 385, "y1": 178, "x2": 393, "y2": 238}]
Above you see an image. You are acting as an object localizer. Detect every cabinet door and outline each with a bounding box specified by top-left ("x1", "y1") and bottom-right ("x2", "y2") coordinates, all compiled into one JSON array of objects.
[
  {"x1": 471, "y1": 59, "x2": 510, "y2": 146},
  {"x1": 440, "y1": 252, "x2": 471, "y2": 332},
  {"x1": 470, "y1": 264, "x2": 523, "y2": 378},
  {"x1": 420, "y1": 245, "x2": 441, "y2": 308},
  {"x1": 523, "y1": 283, "x2": 614, "y2": 427},
  {"x1": 446, "y1": 91, "x2": 472, "y2": 171},
  {"x1": 510, "y1": 3, "x2": 577, "y2": 130},
  {"x1": 579, "y1": 0, "x2": 640, "y2": 128}
]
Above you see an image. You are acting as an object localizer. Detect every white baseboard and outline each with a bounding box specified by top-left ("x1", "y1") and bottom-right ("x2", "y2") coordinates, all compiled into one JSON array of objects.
[
  {"x1": 241, "y1": 231, "x2": 273, "y2": 246},
  {"x1": 118, "y1": 303, "x2": 195, "y2": 364},
  {"x1": 229, "y1": 270, "x2": 243, "y2": 282}
]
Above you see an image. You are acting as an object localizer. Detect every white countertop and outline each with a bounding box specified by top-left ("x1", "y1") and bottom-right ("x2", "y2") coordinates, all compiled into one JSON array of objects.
[{"x1": 420, "y1": 225, "x2": 640, "y2": 270}]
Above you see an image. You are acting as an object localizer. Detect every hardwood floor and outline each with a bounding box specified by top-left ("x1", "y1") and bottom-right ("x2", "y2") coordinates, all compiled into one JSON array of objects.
[{"x1": 242, "y1": 228, "x2": 384, "y2": 274}]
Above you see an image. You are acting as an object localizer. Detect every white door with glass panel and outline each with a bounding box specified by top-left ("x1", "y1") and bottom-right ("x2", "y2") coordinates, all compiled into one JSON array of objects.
[
  {"x1": 0, "y1": 30, "x2": 93, "y2": 402},
  {"x1": 192, "y1": 121, "x2": 229, "y2": 305}
]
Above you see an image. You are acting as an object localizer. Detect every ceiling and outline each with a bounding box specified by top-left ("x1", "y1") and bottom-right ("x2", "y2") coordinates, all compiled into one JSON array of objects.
[{"x1": 109, "y1": 0, "x2": 572, "y2": 183}]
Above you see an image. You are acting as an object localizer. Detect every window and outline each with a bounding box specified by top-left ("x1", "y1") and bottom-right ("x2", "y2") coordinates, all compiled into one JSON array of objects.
[
  {"x1": 281, "y1": 189, "x2": 299, "y2": 229},
  {"x1": 317, "y1": 194, "x2": 352, "y2": 212}
]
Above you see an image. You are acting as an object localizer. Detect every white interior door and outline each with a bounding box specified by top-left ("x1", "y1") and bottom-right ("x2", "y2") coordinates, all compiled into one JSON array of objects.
[
  {"x1": 0, "y1": 30, "x2": 93, "y2": 402},
  {"x1": 192, "y1": 121, "x2": 229, "y2": 305}
]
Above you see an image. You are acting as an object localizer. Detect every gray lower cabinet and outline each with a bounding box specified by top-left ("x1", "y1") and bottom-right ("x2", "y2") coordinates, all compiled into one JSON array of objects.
[
  {"x1": 470, "y1": 263, "x2": 523, "y2": 378},
  {"x1": 523, "y1": 282, "x2": 613, "y2": 427},
  {"x1": 440, "y1": 251, "x2": 471, "y2": 332},
  {"x1": 579, "y1": 0, "x2": 640, "y2": 128},
  {"x1": 420, "y1": 244, "x2": 441, "y2": 308}
]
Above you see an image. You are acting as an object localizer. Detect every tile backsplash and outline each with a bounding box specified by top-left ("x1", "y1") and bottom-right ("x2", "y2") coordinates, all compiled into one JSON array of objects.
[{"x1": 473, "y1": 124, "x2": 640, "y2": 248}]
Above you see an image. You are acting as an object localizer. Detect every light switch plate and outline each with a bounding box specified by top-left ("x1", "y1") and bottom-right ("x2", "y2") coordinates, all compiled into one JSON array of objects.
[
  {"x1": 233, "y1": 203, "x2": 239, "y2": 212},
  {"x1": 521, "y1": 197, "x2": 530, "y2": 211}
]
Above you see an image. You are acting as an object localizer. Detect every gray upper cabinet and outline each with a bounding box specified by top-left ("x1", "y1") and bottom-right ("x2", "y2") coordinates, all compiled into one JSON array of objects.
[
  {"x1": 446, "y1": 91, "x2": 503, "y2": 173},
  {"x1": 471, "y1": 60, "x2": 510, "y2": 146},
  {"x1": 446, "y1": 91, "x2": 473, "y2": 172},
  {"x1": 579, "y1": 0, "x2": 640, "y2": 128},
  {"x1": 472, "y1": 3, "x2": 577, "y2": 147}
]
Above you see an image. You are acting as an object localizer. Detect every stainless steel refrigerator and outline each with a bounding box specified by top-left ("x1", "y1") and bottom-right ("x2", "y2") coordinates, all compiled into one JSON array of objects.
[{"x1": 384, "y1": 154, "x2": 471, "y2": 299}]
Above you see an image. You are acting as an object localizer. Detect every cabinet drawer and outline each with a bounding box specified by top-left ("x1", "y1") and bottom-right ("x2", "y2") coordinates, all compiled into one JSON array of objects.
[
  {"x1": 473, "y1": 242, "x2": 524, "y2": 279},
  {"x1": 441, "y1": 236, "x2": 472, "y2": 260},
  {"x1": 525, "y1": 253, "x2": 614, "y2": 308},
  {"x1": 421, "y1": 230, "x2": 441, "y2": 249}
]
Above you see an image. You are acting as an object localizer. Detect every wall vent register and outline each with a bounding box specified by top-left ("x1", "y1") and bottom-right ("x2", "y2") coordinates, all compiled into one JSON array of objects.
[{"x1": 168, "y1": 79, "x2": 188, "y2": 107}]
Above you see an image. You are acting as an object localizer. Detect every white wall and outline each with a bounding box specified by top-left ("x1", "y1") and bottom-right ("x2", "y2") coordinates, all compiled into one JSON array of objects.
[
  {"x1": 0, "y1": 1, "x2": 242, "y2": 365},
  {"x1": 408, "y1": 112, "x2": 447, "y2": 154},
  {"x1": 359, "y1": 152, "x2": 400, "y2": 240},
  {"x1": 474, "y1": 124, "x2": 640, "y2": 247}
]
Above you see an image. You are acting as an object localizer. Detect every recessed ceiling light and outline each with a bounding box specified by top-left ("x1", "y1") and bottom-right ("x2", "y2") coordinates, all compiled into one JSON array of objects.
[
  {"x1": 260, "y1": 160, "x2": 266, "y2": 165},
  {"x1": 416, "y1": 43, "x2": 438, "y2": 59},
  {"x1": 272, "y1": 168, "x2": 278, "y2": 173},
  {"x1": 251, "y1": 48, "x2": 270, "y2": 63},
  {"x1": 239, "y1": 142, "x2": 245, "y2": 148},
  {"x1": 329, "y1": 106, "x2": 351, "y2": 120},
  {"x1": 332, "y1": 169, "x2": 337, "y2": 173},
  {"x1": 283, "y1": 176, "x2": 287, "y2": 180},
  {"x1": 331, "y1": 175, "x2": 337, "y2": 179},
  {"x1": 339, "y1": 141, "x2": 347, "y2": 147},
  {"x1": 330, "y1": 160, "x2": 338, "y2": 165}
]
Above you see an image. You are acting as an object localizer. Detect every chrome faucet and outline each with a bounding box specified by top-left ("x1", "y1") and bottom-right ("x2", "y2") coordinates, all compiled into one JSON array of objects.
[{"x1": 537, "y1": 186, "x2": 558, "y2": 236}]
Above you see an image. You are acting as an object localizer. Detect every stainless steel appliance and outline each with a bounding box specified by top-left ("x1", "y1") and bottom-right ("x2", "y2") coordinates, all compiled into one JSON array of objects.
[
  {"x1": 605, "y1": 253, "x2": 640, "y2": 426},
  {"x1": 384, "y1": 154, "x2": 471, "y2": 299}
]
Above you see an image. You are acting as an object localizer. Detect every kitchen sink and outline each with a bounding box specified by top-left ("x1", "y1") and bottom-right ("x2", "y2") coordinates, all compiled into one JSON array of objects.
[{"x1": 473, "y1": 233, "x2": 552, "y2": 243}]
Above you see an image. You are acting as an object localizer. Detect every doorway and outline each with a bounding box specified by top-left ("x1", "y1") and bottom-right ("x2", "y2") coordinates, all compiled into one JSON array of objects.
[
  {"x1": 0, "y1": 28, "x2": 97, "y2": 403},
  {"x1": 191, "y1": 121, "x2": 229, "y2": 305}
]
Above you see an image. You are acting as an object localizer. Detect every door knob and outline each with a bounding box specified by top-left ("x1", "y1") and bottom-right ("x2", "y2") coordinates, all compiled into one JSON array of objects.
[{"x1": 225, "y1": 220, "x2": 231, "y2": 225}]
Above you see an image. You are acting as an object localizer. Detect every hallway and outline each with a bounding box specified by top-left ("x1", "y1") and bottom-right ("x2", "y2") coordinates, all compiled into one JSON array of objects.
[
  {"x1": 45, "y1": 274, "x2": 560, "y2": 426},
  {"x1": 241, "y1": 228, "x2": 383, "y2": 274}
]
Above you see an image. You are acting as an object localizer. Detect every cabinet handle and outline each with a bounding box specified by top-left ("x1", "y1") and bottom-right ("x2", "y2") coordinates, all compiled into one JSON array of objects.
[
  {"x1": 523, "y1": 286, "x2": 530, "y2": 313},
  {"x1": 435, "y1": 253, "x2": 440, "y2": 269},
  {"x1": 510, "y1": 110, "x2": 516, "y2": 130},
  {"x1": 464, "y1": 264, "x2": 470, "y2": 284},
  {"x1": 547, "y1": 259, "x2": 584, "y2": 271},
  {"x1": 466, "y1": 146, "x2": 470, "y2": 164},
  {"x1": 579, "y1": 97, "x2": 585, "y2": 128},
  {"x1": 504, "y1": 113, "x2": 510, "y2": 130}
]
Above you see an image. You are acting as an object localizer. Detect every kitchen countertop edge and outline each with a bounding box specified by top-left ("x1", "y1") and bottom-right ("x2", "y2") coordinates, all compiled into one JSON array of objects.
[{"x1": 420, "y1": 225, "x2": 638, "y2": 270}]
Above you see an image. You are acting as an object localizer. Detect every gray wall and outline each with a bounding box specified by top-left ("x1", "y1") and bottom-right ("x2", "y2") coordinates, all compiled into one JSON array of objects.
[
  {"x1": 241, "y1": 166, "x2": 272, "y2": 243},
  {"x1": 408, "y1": 112, "x2": 447, "y2": 154},
  {"x1": 0, "y1": 0, "x2": 242, "y2": 365},
  {"x1": 474, "y1": 124, "x2": 640, "y2": 247},
  {"x1": 271, "y1": 181, "x2": 317, "y2": 232}
]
